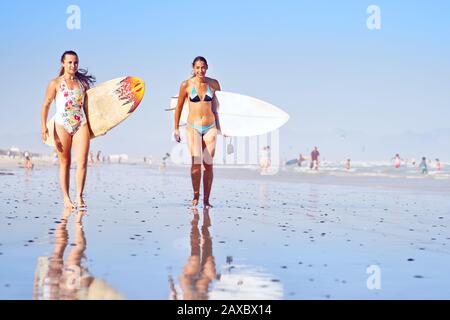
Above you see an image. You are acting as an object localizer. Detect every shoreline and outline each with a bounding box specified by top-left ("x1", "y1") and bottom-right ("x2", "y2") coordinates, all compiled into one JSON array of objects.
[{"x1": 2, "y1": 158, "x2": 449, "y2": 194}]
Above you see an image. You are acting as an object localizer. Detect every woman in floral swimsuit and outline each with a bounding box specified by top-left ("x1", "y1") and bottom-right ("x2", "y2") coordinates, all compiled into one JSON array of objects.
[{"x1": 40, "y1": 51, "x2": 95, "y2": 209}]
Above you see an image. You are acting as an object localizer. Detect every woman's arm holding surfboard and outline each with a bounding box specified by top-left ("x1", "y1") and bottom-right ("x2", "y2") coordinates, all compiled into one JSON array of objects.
[
  {"x1": 211, "y1": 79, "x2": 222, "y2": 134},
  {"x1": 40, "y1": 79, "x2": 57, "y2": 142},
  {"x1": 83, "y1": 84, "x2": 92, "y2": 136},
  {"x1": 174, "y1": 81, "x2": 188, "y2": 142}
]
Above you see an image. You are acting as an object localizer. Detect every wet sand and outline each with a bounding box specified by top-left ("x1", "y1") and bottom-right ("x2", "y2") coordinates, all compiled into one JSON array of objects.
[{"x1": 1, "y1": 163, "x2": 449, "y2": 299}]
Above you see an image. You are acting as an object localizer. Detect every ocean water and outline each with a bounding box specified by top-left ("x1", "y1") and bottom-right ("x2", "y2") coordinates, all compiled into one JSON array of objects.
[{"x1": 286, "y1": 160, "x2": 450, "y2": 180}]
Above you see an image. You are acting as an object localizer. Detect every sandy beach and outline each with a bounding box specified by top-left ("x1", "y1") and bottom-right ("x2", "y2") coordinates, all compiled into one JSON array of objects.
[{"x1": 1, "y1": 160, "x2": 449, "y2": 300}]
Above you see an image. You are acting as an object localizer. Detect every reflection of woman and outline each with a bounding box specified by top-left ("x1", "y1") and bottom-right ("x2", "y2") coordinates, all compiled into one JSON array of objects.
[
  {"x1": 171, "y1": 208, "x2": 218, "y2": 300},
  {"x1": 33, "y1": 209, "x2": 123, "y2": 300},
  {"x1": 173, "y1": 57, "x2": 221, "y2": 208},
  {"x1": 33, "y1": 208, "x2": 88, "y2": 299},
  {"x1": 40, "y1": 51, "x2": 95, "y2": 209}
]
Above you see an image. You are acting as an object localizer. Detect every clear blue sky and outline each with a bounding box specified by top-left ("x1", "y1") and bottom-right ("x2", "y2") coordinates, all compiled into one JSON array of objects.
[{"x1": 1, "y1": 0, "x2": 449, "y2": 160}]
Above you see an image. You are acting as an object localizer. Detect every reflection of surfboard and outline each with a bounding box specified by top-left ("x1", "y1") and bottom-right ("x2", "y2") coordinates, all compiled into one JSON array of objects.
[
  {"x1": 45, "y1": 76, "x2": 145, "y2": 147},
  {"x1": 210, "y1": 264, "x2": 283, "y2": 300},
  {"x1": 168, "y1": 91, "x2": 289, "y2": 137}
]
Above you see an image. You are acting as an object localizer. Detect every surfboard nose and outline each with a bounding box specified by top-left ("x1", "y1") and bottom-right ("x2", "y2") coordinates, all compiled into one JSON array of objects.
[
  {"x1": 117, "y1": 76, "x2": 145, "y2": 113},
  {"x1": 127, "y1": 77, "x2": 145, "y2": 113}
]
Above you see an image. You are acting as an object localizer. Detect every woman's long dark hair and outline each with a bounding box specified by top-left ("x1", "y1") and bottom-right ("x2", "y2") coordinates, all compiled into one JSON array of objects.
[{"x1": 58, "y1": 50, "x2": 96, "y2": 90}]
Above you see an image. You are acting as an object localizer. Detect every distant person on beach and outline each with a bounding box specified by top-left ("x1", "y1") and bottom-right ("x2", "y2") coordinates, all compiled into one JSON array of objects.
[
  {"x1": 96, "y1": 151, "x2": 102, "y2": 163},
  {"x1": 260, "y1": 146, "x2": 271, "y2": 174},
  {"x1": 435, "y1": 158, "x2": 441, "y2": 171},
  {"x1": 310, "y1": 147, "x2": 320, "y2": 170},
  {"x1": 40, "y1": 50, "x2": 95, "y2": 209},
  {"x1": 173, "y1": 56, "x2": 222, "y2": 208},
  {"x1": 170, "y1": 208, "x2": 218, "y2": 300},
  {"x1": 297, "y1": 153, "x2": 305, "y2": 167},
  {"x1": 393, "y1": 154, "x2": 402, "y2": 168},
  {"x1": 345, "y1": 158, "x2": 351, "y2": 170},
  {"x1": 24, "y1": 151, "x2": 34, "y2": 170},
  {"x1": 160, "y1": 153, "x2": 170, "y2": 171},
  {"x1": 419, "y1": 157, "x2": 428, "y2": 174}
]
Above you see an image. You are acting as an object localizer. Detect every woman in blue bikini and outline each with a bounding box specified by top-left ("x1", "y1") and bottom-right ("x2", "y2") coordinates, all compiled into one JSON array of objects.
[{"x1": 174, "y1": 56, "x2": 221, "y2": 208}]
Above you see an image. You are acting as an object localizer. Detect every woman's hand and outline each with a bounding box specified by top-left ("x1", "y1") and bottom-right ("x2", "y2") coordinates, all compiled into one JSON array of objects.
[
  {"x1": 41, "y1": 125, "x2": 49, "y2": 142},
  {"x1": 174, "y1": 129, "x2": 181, "y2": 143},
  {"x1": 217, "y1": 128, "x2": 227, "y2": 138}
]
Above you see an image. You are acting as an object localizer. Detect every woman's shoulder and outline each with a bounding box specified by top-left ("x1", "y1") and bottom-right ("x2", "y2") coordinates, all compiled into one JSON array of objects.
[
  {"x1": 206, "y1": 77, "x2": 220, "y2": 89},
  {"x1": 206, "y1": 77, "x2": 219, "y2": 83},
  {"x1": 180, "y1": 79, "x2": 192, "y2": 88},
  {"x1": 48, "y1": 77, "x2": 63, "y2": 89}
]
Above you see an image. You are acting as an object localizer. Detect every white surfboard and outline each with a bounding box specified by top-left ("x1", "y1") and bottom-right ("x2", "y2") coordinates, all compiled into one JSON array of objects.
[{"x1": 168, "y1": 91, "x2": 289, "y2": 137}]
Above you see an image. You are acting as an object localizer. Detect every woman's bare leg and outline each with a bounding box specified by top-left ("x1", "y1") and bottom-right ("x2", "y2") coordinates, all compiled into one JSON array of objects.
[
  {"x1": 54, "y1": 124, "x2": 74, "y2": 209},
  {"x1": 186, "y1": 126, "x2": 203, "y2": 206},
  {"x1": 72, "y1": 124, "x2": 90, "y2": 208},
  {"x1": 202, "y1": 128, "x2": 217, "y2": 208}
]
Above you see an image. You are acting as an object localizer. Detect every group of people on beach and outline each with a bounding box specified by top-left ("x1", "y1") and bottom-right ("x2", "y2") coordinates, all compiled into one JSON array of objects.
[
  {"x1": 289, "y1": 150, "x2": 442, "y2": 174},
  {"x1": 41, "y1": 51, "x2": 220, "y2": 209},
  {"x1": 292, "y1": 146, "x2": 320, "y2": 170},
  {"x1": 392, "y1": 154, "x2": 441, "y2": 174}
]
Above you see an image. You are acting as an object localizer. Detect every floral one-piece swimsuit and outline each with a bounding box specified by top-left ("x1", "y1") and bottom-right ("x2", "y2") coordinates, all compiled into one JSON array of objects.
[{"x1": 54, "y1": 78, "x2": 87, "y2": 135}]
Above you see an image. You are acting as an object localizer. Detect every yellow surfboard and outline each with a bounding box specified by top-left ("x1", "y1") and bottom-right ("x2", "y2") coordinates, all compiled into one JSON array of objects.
[{"x1": 44, "y1": 76, "x2": 145, "y2": 147}]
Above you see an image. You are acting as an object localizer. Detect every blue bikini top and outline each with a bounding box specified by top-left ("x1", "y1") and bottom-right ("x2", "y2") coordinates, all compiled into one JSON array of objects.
[{"x1": 189, "y1": 81, "x2": 213, "y2": 102}]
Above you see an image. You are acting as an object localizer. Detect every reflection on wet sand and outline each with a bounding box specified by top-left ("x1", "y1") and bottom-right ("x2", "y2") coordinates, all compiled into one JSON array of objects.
[
  {"x1": 306, "y1": 185, "x2": 320, "y2": 219},
  {"x1": 33, "y1": 208, "x2": 124, "y2": 300},
  {"x1": 209, "y1": 262, "x2": 284, "y2": 300},
  {"x1": 170, "y1": 208, "x2": 283, "y2": 300},
  {"x1": 170, "y1": 208, "x2": 218, "y2": 300}
]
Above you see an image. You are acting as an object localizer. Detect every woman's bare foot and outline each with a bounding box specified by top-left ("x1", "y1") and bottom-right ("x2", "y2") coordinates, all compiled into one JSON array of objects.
[
  {"x1": 191, "y1": 191, "x2": 200, "y2": 207},
  {"x1": 76, "y1": 195, "x2": 87, "y2": 210},
  {"x1": 203, "y1": 201, "x2": 213, "y2": 209},
  {"x1": 64, "y1": 197, "x2": 75, "y2": 209}
]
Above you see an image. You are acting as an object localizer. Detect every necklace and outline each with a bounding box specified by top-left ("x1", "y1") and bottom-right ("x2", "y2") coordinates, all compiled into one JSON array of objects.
[{"x1": 64, "y1": 75, "x2": 75, "y2": 81}]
